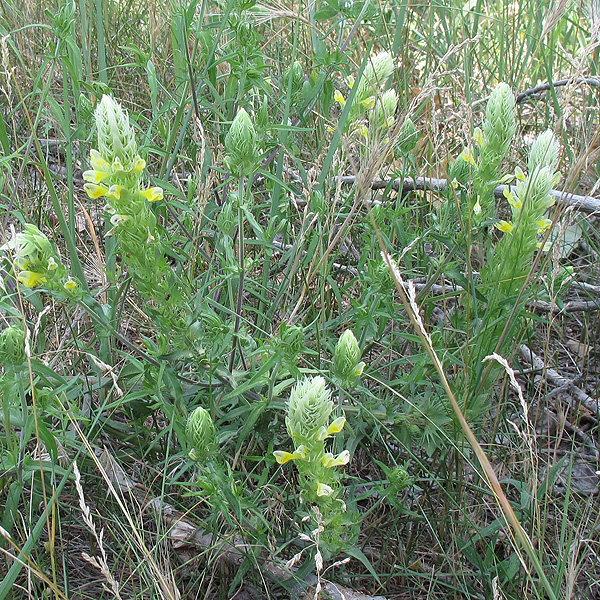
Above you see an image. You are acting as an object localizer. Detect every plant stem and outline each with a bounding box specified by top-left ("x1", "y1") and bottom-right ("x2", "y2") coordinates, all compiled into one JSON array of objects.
[{"x1": 229, "y1": 176, "x2": 247, "y2": 372}]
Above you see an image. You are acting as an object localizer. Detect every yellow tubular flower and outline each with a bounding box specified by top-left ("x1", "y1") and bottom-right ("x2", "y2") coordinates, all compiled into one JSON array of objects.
[
  {"x1": 90, "y1": 149, "x2": 111, "y2": 171},
  {"x1": 316, "y1": 482, "x2": 334, "y2": 497},
  {"x1": 496, "y1": 220, "x2": 514, "y2": 233},
  {"x1": 334, "y1": 89, "x2": 346, "y2": 107},
  {"x1": 515, "y1": 166, "x2": 526, "y2": 181},
  {"x1": 322, "y1": 450, "x2": 350, "y2": 468},
  {"x1": 462, "y1": 149, "x2": 476, "y2": 165},
  {"x1": 107, "y1": 185, "x2": 125, "y2": 199},
  {"x1": 84, "y1": 183, "x2": 109, "y2": 199},
  {"x1": 140, "y1": 187, "x2": 164, "y2": 202},
  {"x1": 110, "y1": 214, "x2": 130, "y2": 227},
  {"x1": 362, "y1": 96, "x2": 376, "y2": 110},
  {"x1": 273, "y1": 445, "x2": 307, "y2": 464},
  {"x1": 357, "y1": 125, "x2": 369, "y2": 140},
  {"x1": 132, "y1": 155, "x2": 146, "y2": 172},
  {"x1": 111, "y1": 157, "x2": 125, "y2": 172},
  {"x1": 18, "y1": 270, "x2": 47, "y2": 288},
  {"x1": 536, "y1": 218, "x2": 552, "y2": 232},
  {"x1": 63, "y1": 278, "x2": 78, "y2": 290},
  {"x1": 83, "y1": 169, "x2": 111, "y2": 184},
  {"x1": 327, "y1": 416, "x2": 346, "y2": 435}
]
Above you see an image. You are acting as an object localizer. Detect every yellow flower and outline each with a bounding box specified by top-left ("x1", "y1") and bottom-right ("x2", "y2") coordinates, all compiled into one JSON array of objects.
[
  {"x1": 473, "y1": 127, "x2": 483, "y2": 145},
  {"x1": 515, "y1": 166, "x2": 526, "y2": 181},
  {"x1": 473, "y1": 200, "x2": 482, "y2": 215},
  {"x1": 18, "y1": 270, "x2": 47, "y2": 288},
  {"x1": 316, "y1": 482, "x2": 334, "y2": 497},
  {"x1": 362, "y1": 96, "x2": 376, "y2": 110},
  {"x1": 495, "y1": 220, "x2": 514, "y2": 233},
  {"x1": 84, "y1": 183, "x2": 109, "y2": 199},
  {"x1": 83, "y1": 169, "x2": 111, "y2": 184},
  {"x1": 273, "y1": 445, "x2": 307, "y2": 464},
  {"x1": 327, "y1": 416, "x2": 346, "y2": 435},
  {"x1": 90, "y1": 149, "x2": 111, "y2": 171},
  {"x1": 503, "y1": 186, "x2": 522, "y2": 209},
  {"x1": 536, "y1": 218, "x2": 552, "y2": 233},
  {"x1": 356, "y1": 125, "x2": 369, "y2": 140},
  {"x1": 321, "y1": 450, "x2": 350, "y2": 468},
  {"x1": 107, "y1": 185, "x2": 125, "y2": 199},
  {"x1": 334, "y1": 89, "x2": 346, "y2": 107},
  {"x1": 462, "y1": 148, "x2": 476, "y2": 165},
  {"x1": 110, "y1": 214, "x2": 130, "y2": 227},
  {"x1": 63, "y1": 277, "x2": 78, "y2": 290},
  {"x1": 111, "y1": 156, "x2": 125, "y2": 172},
  {"x1": 132, "y1": 155, "x2": 146, "y2": 172},
  {"x1": 140, "y1": 187, "x2": 164, "y2": 202}
]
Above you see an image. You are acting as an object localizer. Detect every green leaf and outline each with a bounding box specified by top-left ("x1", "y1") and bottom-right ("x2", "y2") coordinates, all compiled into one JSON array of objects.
[{"x1": 343, "y1": 545, "x2": 382, "y2": 585}]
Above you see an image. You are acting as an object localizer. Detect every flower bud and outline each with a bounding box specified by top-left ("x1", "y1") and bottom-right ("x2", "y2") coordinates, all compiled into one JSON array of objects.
[
  {"x1": 362, "y1": 51, "x2": 394, "y2": 94},
  {"x1": 284, "y1": 60, "x2": 304, "y2": 104},
  {"x1": 448, "y1": 148, "x2": 474, "y2": 186},
  {"x1": 397, "y1": 117, "x2": 418, "y2": 155},
  {"x1": 278, "y1": 324, "x2": 305, "y2": 357},
  {"x1": 285, "y1": 376, "x2": 333, "y2": 442},
  {"x1": 333, "y1": 330, "x2": 365, "y2": 386},
  {"x1": 186, "y1": 407, "x2": 217, "y2": 461},
  {"x1": 387, "y1": 464, "x2": 412, "y2": 494},
  {"x1": 0, "y1": 326, "x2": 26, "y2": 367},
  {"x1": 94, "y1": 95, "x2": 139, "y2": 171},
  {"x1": 350, "y1": 51, "x2": 394, "y2": 122},
  {"x1": 216, "y1": 199, "x2": 237, "y2": 236},
  {"x1": 528, "y1": 129, "x2": 559, "y2": 172},
  {"x1": 372, "y1": 89, "x2": 397, "y2": 131},
  {"x1": 2, "y1": 224, "x2": 67, "y2": 289},
  {"x1": 224, "y1": 107, "x2": 259, "y2": 177},
  {"x1": 483, "y1": 83, "x2": 516, "y2": 147}
]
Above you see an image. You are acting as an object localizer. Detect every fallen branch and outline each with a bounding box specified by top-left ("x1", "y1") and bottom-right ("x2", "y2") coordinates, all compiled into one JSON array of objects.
[
  {"x1": 150, "y1": 498, "x2": 388, "y2": 600},
  {"x1": 518, "y1": 345, "x2": 599, "y2": 417},
  {"x1": 516, "y1": 77, "x2": 600, "y2": 103},
  {"x1": 571, "y1": 280, "x2": 600, "y2": 296},
  {"x1": 530, "y1": 299, "x2": 600, "y2": 313},
  {"x1": 99, "y1": 451, "x2": 388, "y2": 600},
  {"x1": 333, "y1": 175, "x2": 600, "y2": 214}
]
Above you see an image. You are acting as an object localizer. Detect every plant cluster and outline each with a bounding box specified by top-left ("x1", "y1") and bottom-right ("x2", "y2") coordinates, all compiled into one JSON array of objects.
[{"x1": 0, "y1": 2, "x2": 598, "y2": 599}]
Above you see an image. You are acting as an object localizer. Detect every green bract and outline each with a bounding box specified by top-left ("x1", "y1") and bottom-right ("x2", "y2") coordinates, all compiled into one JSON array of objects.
[
  {"x1": 274, "y1": 375, "x2": 354, "y2": 556},
  {"x1": 82, "y1": 95, "x2": 178, "y2": 309},
  {"x1": 484, "y1": 129, "x2": 560, "y2": 304},
  {"x1": 95, "y1": 95, "x2": 139, "y2": 172},
  {"x1": 473, "y1": 82, "x2": 517, "y2": 220},
  {"x1": 1, "y1": 224, "x2": 77, "y2": 294},
  {"x1": 372, "y1": 89, "x2": 398, "y2": 131},
  {"x1": 332, "y1": 330, "x2": 365, "y2": 387},
  {"x1": 186, "y1": 407, "x2": 218, "y2": 462},
  {"x1": 0, "y1": 326, "x2": 26, "y2": 367},
  {"x1": 285, "y1": 376, "x2": 333, "y2": 443},
  {"x1": 224, "y1": 107, "x2": 259, "y2": 177},
  {"x1": 398, "y1": 117, "x2": 418, "y2": 155},
  {"x1": 350, "y1": 51, "x2": 394, "y2": 123}
]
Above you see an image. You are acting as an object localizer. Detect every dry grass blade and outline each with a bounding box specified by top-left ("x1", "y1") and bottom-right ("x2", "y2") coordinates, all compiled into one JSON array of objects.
[{"x1": 73, "y1": 460, "x2": 123, "y2": 600}]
